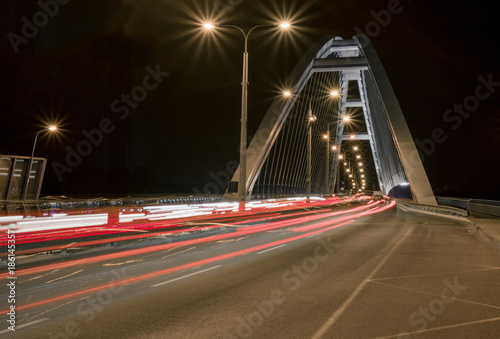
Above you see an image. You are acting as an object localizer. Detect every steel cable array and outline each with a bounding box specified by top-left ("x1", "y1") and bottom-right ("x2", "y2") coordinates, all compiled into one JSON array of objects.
[{"x1": 253, "y1": 59, "x2": 341, "y2": 198}]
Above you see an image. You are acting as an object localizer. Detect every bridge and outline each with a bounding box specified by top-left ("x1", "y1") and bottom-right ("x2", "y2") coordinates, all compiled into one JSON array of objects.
[
  {"x1": 224, "y1": 34, "x2": 436, "y2": 206},
  {"x1": 1, "y1": 34, "x2": 500, "y2": 338}
]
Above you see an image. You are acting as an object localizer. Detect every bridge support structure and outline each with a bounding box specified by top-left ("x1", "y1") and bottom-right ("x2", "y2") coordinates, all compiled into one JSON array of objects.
[{"x1": 224, "y1": 34, "x2": 437, "y2": 206}]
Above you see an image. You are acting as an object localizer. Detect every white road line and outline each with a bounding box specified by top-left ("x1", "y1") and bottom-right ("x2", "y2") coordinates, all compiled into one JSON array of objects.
[
  {"x1": 0, "y1": 318, "x2": 50, "y2": 334},
  {"x1": 373, "y1": 317, "x2": 500, "y2": 339},
  {"x1": 46, "y1": 269, "x2": 83, "y2": 284},
  {"x1": 150, "y1": 265, "x2": 222, "y2": 287},
  {"x1": 306, "y1": 233, "x2": 322, "y2": 238},
  {"x1": 257, "y1": 244, "x2": 287, "y2": 254},
  {"x1": 369, "y1": 279, "x2": 500, "y2": 310},
  {"x1": 311, "y1": 226, "x2": 414, "y2": 339}
]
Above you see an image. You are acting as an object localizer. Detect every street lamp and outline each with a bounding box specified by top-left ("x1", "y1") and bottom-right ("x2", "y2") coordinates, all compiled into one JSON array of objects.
[
  {"x1": 322, "y1": 90, "x2": 340, "y2": 195},
  {"x1": 24, "y1": 125, "x2": 57, "y2": 200},
  {"x1": 204, "y1": 22, "x2": 290, "y2": 201}
]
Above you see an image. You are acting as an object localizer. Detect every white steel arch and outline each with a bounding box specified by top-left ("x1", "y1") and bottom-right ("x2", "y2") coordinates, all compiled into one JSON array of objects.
[{"x1": 225, "y1": 34, "x2": 437, "y2": 206}]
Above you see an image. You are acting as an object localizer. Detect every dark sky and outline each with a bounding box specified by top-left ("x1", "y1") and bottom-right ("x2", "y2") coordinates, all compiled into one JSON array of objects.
[{"x1": 1, "y1": 0, "x2": 499, "y2": 199}]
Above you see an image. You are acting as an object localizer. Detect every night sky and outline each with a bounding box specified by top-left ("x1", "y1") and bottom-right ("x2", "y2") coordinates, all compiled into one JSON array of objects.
[{"x1": 1, "y1": 0, "x2": 499, "y2": 199}]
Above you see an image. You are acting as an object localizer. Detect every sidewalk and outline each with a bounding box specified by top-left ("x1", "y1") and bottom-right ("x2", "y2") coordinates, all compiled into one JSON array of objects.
[{"x1": 468, "y1": 215, "x2": 500, "y2": 249}]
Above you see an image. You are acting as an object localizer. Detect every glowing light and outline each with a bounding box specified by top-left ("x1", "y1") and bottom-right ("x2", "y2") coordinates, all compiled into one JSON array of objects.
[
  {"x1": 2, "y1": 197, "x2": 360, "y2": 282},
  {"x1": 358, "y1": 162, "x2": 363, "y2": 166},
  {"x1": 353, "y1": 146, "x2": 358, "y2": 151},
  {"x1": 323, "y1": 134, "x2": 328, "y2": 139},
  {"x1": 361, "y1": 175, "x2": 365, "y2": 178},
  {"x1": 346, "y1": 169, "x2": 350, "y2": 172},
  {"x1": 280, "y1": 22, "x2": 291, "y2": 29},
  {"x1": 331, "y1": 146, "x2": 337, "y2": 151},
  {"x1": 356, "y1": 155, "x2": 361, "y2": 159},
  {"x1": 360, "y1": 169, "x2": 364, "y2": 172},
  {"x1": 331, "y1": 90, "x2": 339, "y2": 97},
  {"x1": 48, "y1": 126, "x2": 57, "y2": 131},
  {"x1": 343, "y1": 116, "x2": 350, "y2": 122},
  {"x1": 203, "y1": 23, "x2": 214, "y2": 30},
  {"x1": 338, "y1": 155, "x2": 343, "y2": 159},
  {"x1": 350, "y1": 135, "x2": 356, "y2": 139},
  {"x1": 283, "y1": 91, "x2": 292, "y2": 97}
]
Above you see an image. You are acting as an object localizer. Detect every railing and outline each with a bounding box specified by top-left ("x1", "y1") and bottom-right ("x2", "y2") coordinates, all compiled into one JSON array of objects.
[
  {"x1": 435, "y1": 196, "x2": 471, "y2": 216},
  {"x1": 469, "y1": 199, "x2": 500, "y2": 217},
  {"x1": 435, "y1": 196, "x2": 500, "y2": 217},
  {"x1": 397, "y1": 199, "x2": 469, "y2": 217}
]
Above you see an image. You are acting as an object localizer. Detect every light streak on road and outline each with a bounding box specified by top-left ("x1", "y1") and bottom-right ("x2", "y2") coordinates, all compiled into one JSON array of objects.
[
  {"x1": 0, "y1": 197, "x2": 347, "y2": 249},
  {"x1": 0, "y1": 198, "x2": 392, "y2": 279},
  {"x1": 0, "y1": 200, "x2": 396, "y2": 316}
]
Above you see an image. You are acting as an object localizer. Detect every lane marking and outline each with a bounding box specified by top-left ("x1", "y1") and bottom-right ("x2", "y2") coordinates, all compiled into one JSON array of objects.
[
  {"x1": 257, "y1": 244, "x2": 287, "y2": 254},
  {"x1": 0, "y1": 318, "x2": 50, "y2": 335},
  {"x1": 311, "y1": 226, "x2": 414, "y2": 339},
  {"x1": 370, "y1": 267, "x2": 500, "y2": 281},
  {"x1": 402, "y1": 254, "x2": 499, "y2": 269},
  {"x1": 161, "y1": 247, "x2": 196, "y2": 259},
  {"x1": 46, "y1": 270, "x2": 83, "y2": 284},
  {"x1": 103, "y1": 259, "x2": 143, "y2": 267},
  {"x1": 368, "y1": 280, "x2": 500, "y2": 310},
  {"x1": 151, "y1": 265, "x2": 222, "y2": 287},
  {"x1": 306, "y1": 233, "x2": 322, "y2": 238},
  {"x1": 373, "y1": 317, "x2": 500, "y2": 338}
]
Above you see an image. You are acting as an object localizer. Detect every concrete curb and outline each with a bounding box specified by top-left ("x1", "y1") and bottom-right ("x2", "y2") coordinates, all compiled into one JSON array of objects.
[
  {"x1": 397, "y1": 200, "x2": 500, "y2": 250},
  {"x1": 469, "y1": 221, "x2": 500, "y2": 250}
]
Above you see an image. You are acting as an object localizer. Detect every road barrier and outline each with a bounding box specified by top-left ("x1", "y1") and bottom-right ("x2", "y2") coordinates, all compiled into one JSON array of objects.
[
  {"x1": 436, "y1": 196, "x2": 500, "y2": 217},
  {"x1": 397, "y1": 199, "x2": 469, "y2": 217},
  {"x1": 469, "y1": 199, "x2": 500, "y2": 217}
]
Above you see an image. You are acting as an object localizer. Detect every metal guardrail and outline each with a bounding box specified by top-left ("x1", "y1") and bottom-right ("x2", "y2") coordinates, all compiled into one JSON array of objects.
[
  {"x1": 1, "y1": 195, "x2": 223, "y2": 214},
  {"x1": 435, "y1": 196, "x2": 471, "y2": 216},
  {"x1": 397, "y1": 199, "x2": 469, "y2": 217},
  {"x1": 436, "y1": 196, "x2": 500, "y2": 218},
  {"x1": 469, "y1": 199, "x2": 500, "y2": 217}
]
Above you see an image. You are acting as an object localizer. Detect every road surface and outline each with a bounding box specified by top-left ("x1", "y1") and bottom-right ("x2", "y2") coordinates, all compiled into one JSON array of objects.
[{"x1": 1, "y1": 200, "x2": 499, "y2": 338}]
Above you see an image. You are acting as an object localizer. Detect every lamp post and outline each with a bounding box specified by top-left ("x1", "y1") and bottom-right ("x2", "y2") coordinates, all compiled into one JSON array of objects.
[
  {"x1": 284, "y1": 90, "x2": 339, "y2": 199},
  {"x1": 283, "y1": 91, "x2": 317, "y2": 199},
  {"x1": 305, "y1": 96, "x2": 316, "y2": 200},
  {"x1": 322, "y1": 91, "x2": 340, "y2": 196},
  {"x1": 204, "y1": 22, "x2": 290, "y2": 201},
  {"x1": 323, "y1": 130, "x2": 330, "y2": 195},
  {"x1": 24, "y1": 125, "x2": 57, "y2": 200}
]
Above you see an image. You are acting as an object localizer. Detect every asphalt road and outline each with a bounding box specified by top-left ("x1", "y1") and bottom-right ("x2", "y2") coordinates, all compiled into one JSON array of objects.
[{"x1": 2, "y1": 202, "x2": 500, "y2": 338}]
